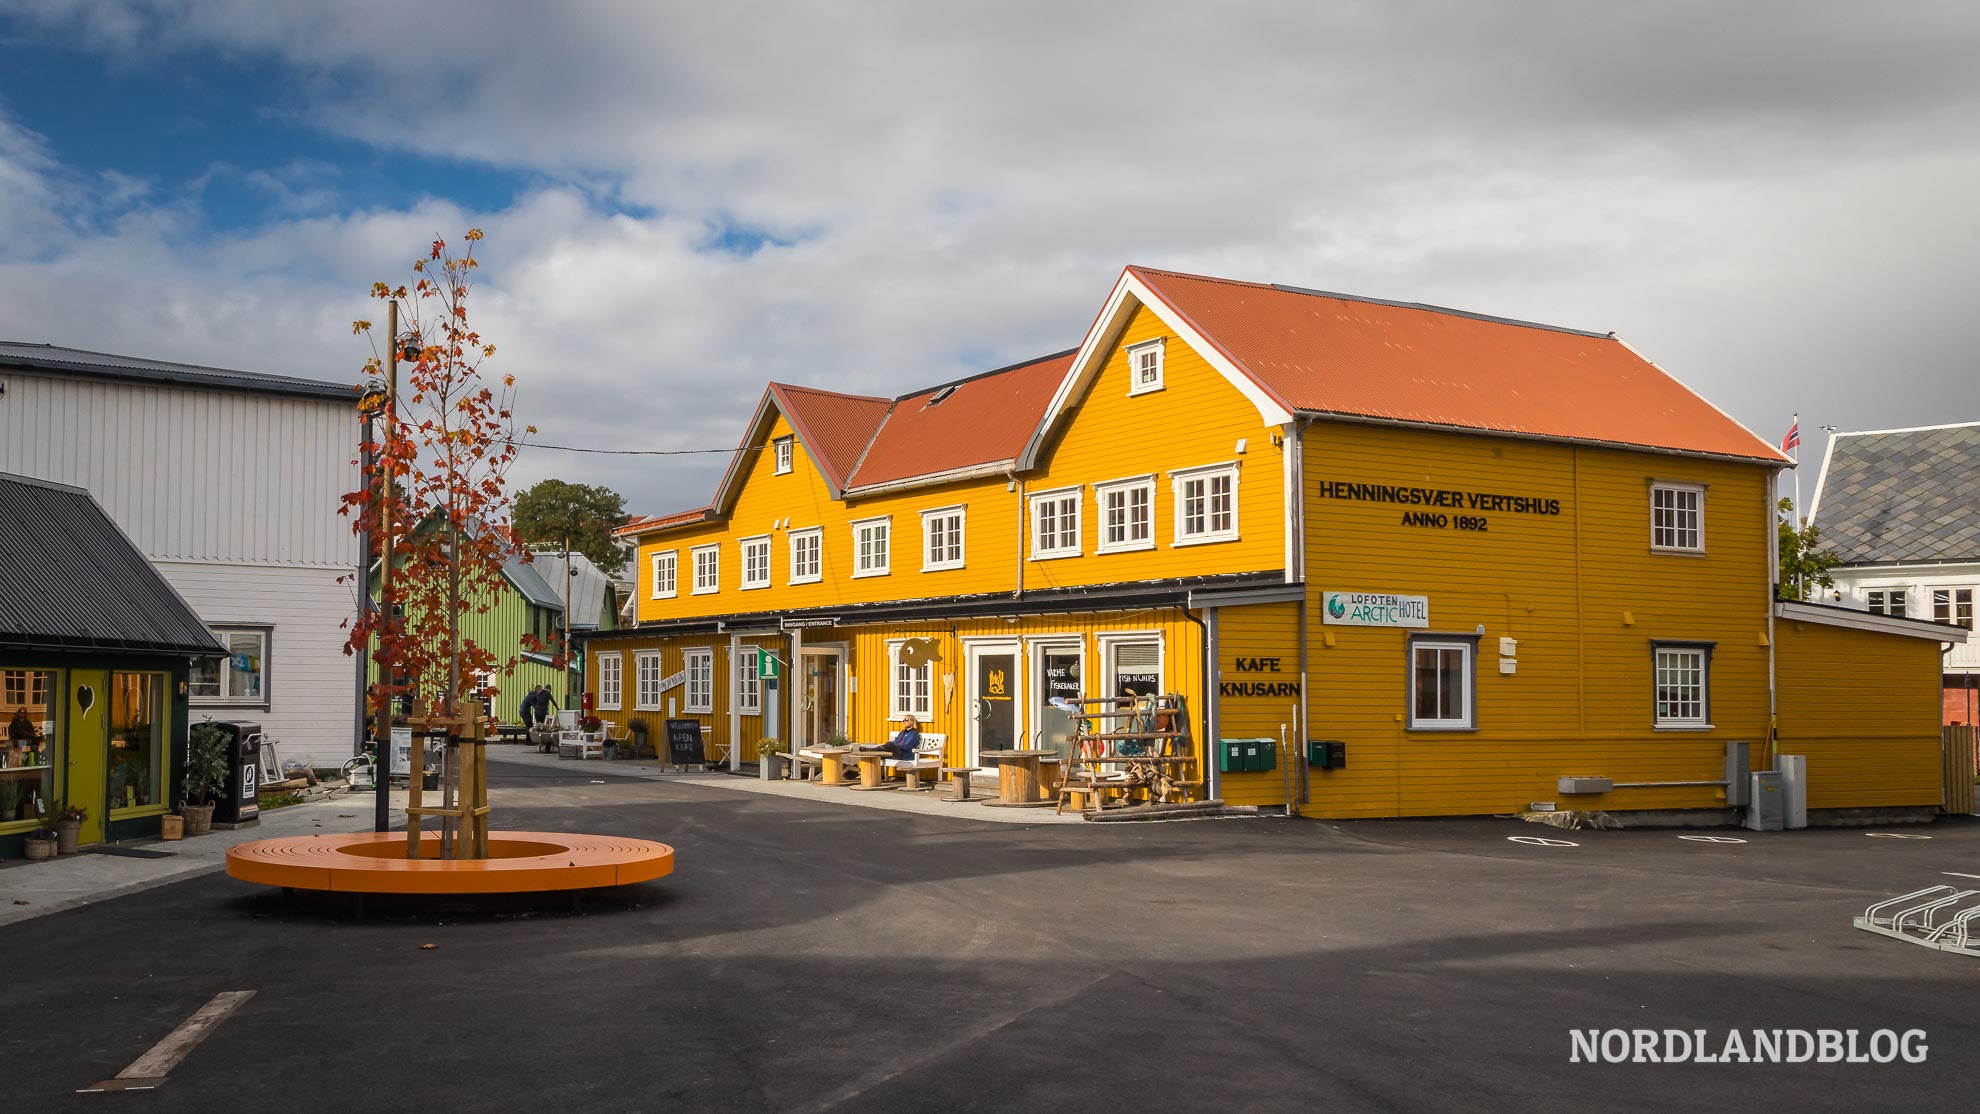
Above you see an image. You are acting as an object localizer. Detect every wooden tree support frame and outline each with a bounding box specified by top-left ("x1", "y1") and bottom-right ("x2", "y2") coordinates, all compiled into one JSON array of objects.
[{"x1": 404, "y1": 714, "x2": 490, "y2": 860}]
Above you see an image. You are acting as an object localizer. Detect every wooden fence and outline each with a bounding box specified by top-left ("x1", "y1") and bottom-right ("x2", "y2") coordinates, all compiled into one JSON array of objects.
[{"x1": 1947, "y1": 726, "x2": 1978, "y2": 815}]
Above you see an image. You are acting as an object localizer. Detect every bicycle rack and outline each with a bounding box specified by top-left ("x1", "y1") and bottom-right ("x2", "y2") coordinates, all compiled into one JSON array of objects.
[{"x1": 1854, "y1": 885, "x2": 1980, "y2": 957}]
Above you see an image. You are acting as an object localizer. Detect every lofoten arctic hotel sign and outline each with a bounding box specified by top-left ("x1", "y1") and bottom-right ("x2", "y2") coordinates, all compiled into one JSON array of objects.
[{"x1": 1323, "y1": 591, "x2": 1429, "y2": 628}]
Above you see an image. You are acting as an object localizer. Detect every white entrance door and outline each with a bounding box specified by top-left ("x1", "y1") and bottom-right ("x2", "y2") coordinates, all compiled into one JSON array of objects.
[
  {"x1": 800, "y1": 648, "x2": 844, "y2": 746},
  {"x1": 965, "y1": 641, "x2": 1023, "y2": 767}
]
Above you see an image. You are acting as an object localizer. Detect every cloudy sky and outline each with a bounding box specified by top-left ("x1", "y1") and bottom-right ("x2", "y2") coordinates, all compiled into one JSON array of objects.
[{"x1": 2, "y1": 1, "x2": 1976, "y2": 514}]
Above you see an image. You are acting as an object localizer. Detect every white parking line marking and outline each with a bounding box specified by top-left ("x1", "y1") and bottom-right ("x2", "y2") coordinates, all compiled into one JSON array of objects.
[
  {"x1": 1944, "y1": 872, "x2": 1980, "y2": 880},
  {"x1": 1866, "y1": 832, "x2": 1931, "y2": 840},
  {"x1": 1507, "y1": 836, "x2": 1578, "y2": 847},
  {"x1": 79, "y1": 990, "x2": 255, "y2": 1093},
  {"x1": 1677, "y1": 835, "x2": 1747, "y2": 844}
]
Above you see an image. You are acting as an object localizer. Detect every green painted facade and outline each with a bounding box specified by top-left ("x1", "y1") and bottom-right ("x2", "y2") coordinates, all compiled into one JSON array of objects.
[{"x1": 365, "y1": 560, "x2": 619, "y2": 727}]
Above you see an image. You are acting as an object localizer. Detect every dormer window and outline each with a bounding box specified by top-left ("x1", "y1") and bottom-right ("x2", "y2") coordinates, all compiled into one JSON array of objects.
[
  {"x1": 773, "y1": 436, "x2": 794, "y2": 475},
  {"x1": 1127, "y1": 338, "x2": 1165, "y2": 396}
]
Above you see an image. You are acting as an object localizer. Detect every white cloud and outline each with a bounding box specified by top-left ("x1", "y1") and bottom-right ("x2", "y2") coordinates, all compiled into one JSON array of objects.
[{"x1": 1, "y1": 0, "x2": 1978, "y2": 510}]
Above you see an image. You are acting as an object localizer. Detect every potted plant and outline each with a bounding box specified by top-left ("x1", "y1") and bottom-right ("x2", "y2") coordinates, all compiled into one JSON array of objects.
[
  {"x1": 182, "y1": 719, "x2": 230, "y2": 836},
  {"x1": 54, "y1": 804, "x2": 86, "y2": 854},
  {"x1": 23, "y1": 826, "x2": 57, "y2": 861},
  {"x1": 0, "y1": 780, "x2": 19, "y2": 824},
  {"x1": 628, "y1": 718, "x2": 651, "y2": 759},
  {"x1": 757, "y1": 738, "x2": 786, "y2": 781},
  {"x1": 580, "y1": 714, "x2": 602, "y2": 733}
]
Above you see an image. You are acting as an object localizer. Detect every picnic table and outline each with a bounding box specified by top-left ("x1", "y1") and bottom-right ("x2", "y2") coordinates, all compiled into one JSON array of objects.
[{"x1": 977, "y1": 748, "x2": 1055, "y2": 807}]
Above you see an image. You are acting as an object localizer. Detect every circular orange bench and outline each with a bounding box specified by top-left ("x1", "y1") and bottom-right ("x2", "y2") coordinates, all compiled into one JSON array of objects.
[{"x1": 225, "y1": 831, "x2": 674, "y2": 894}]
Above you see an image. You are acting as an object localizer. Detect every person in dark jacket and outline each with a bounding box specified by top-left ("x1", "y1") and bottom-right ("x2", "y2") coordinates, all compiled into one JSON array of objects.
[{"x1": 880, "y1": 716, "x2": 922, "y2": 761}]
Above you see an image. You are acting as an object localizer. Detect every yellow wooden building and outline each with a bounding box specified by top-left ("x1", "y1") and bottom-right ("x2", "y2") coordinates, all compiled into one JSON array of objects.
[{"x1": 578, "y1": 266, "x2": 1965, "y2": 823}]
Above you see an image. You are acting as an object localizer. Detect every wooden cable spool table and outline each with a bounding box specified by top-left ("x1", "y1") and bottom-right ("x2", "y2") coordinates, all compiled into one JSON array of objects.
[
  {"x1": 977, "y1": 749, "x2": 1055, "y2": 807},
  {"x1": 847, "y1": 750, "x2": 898, "y2": 791},
  {"x1": 814, "y1": 747, "x2": 853, "y2": 786}
]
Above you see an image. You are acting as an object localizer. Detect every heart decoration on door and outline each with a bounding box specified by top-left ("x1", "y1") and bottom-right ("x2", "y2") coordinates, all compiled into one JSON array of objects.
[{"x1": 76, "y1": 685, "x2": 96, "y2": 716}]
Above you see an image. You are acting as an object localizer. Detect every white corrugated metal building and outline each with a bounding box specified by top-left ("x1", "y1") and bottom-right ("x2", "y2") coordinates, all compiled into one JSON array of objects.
[{"x1": 0, "y1": 342, "x2": 361, "y2": 767}]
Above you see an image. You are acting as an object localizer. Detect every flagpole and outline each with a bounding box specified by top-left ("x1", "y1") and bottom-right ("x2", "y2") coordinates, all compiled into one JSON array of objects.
[{"x1": 1790, "y1": 412, "x2": 1801, "y2": 522}]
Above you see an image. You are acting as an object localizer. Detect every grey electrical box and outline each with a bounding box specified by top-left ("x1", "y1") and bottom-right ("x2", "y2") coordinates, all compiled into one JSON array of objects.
[
  {"x1": 1723, "y1": 741, "x2": 1751, "y2": 809},
  {"x1": 1775, "y1": 754, "x2": 1808, "y2": 830},
  {"x1": 1744, "y1": 770, "x2": 1784, "y2": 831},
  {"x1": 1557, "y1": 776, "x2": 1613, "y2": 795}
]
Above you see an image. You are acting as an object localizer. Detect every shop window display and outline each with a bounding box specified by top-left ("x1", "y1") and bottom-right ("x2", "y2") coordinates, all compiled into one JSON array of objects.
[
  {"x1": 1, "y1": 669, "x2": 57, "y2": 826},
  {"x1": 109, "y1": 672, "x2": 165, "y2": 812}
]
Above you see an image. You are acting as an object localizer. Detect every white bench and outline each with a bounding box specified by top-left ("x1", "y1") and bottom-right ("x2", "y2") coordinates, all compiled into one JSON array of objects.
[
  {"x1": 883, "y1": 733, "x2": 947, "y2": 790},
  {"x1": 558, "y1": 726, "x2": 605, "y2": 760}
]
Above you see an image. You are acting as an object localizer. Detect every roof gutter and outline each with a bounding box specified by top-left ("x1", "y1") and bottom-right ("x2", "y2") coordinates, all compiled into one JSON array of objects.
[
  {"x1": 1295, "y1": 410, "x2": 1788, "y2": 467},
  {"x1": 842, "y1": 459, "x2": 1018, "y2": 500}
]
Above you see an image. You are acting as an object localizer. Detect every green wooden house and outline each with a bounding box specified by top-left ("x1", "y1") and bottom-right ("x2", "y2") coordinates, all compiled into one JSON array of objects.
[{"x1": 366, "y1": 542, "x2": 620, "y2": 726}]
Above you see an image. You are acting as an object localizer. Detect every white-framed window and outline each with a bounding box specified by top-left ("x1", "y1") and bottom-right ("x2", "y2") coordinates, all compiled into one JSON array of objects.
[
  {"x1": 648, "y1": 550, "x2": 677, "y2": 600},
  {"x1": 634, "y1": 651, "x2": 665, "y2": 711},
  {"x1": 1652, "y1": 643, "x2": 1712, "y2": 727},
  {"x1": 1126, "y1": 337, "x2": 1165, "y2": 396},
  {"x1": 1094, "y1": 476, "x2": 1154, "y2": 554},
  {"x1": 740, "y1": 535, "x2": 771, "y2": 589},
  {"x1": 691, "y1": 544, "x2": 720, "y2": 594},
  {"x1": 773, "y1": 436, "x2": 794, "y2": 475},
  {"x1": 1650, "y1": 482, "x2": 1704, "y2": 552},
  {"x1": 597, "y1": 653, "x2": 623, "y2": 711},
  {"x1": 1030, "y1": 488, "x2": 1081, "y2": 559},
  {"x1": 1172, "y1": 463, "x2": 1238, "y2": 545},
  {"x1": 789, "y1": 527, "x2": 822, "y2": 584},
  {"x1": 1867, "y1": 588, "x2": 1909, "y2": 618},
  {"x1": 921, "y1": 506, "x2": 966, "y2": 571},
  {"x1": 737, "y1": 647, "x2": 761, "y2": 714},
  {"x1": 852, "y1": 516, "x2": 891, "y2": 577},
  {"x1": 1103, "y1": 636, "x2": 1163, "y2": 701},
  {"x1": 1934, "y1": 588, "x2": 1975, "y2": 630},
  {"x1": 888, "y1": 641, "x2": 933, "y2": 719},
  {"x1": 1408, "y1": 637, "x2": 1475, "y2": 730},
  {"x1": 189, "y1": 627, "x2": 271, "y2": 704},
  {"x1": 684, "y1": 648, "x2": 714, "y2": 714}
]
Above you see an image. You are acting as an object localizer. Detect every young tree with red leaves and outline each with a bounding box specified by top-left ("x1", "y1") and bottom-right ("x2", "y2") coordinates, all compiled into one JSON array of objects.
[{"x1": 342, "y1": 229, "x2": 540, "y2": 727}]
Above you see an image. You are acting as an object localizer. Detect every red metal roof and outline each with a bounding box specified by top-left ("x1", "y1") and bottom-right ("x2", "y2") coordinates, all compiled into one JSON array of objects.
[
  {"x1": 613, "y1": 505, "x2": 713, "y2": 537},
  {"x1": 849, "y1": 351, "x2": 1074, "y2": 488},
  {"x1": 768, "y1": 384, "x2": 892, "y2": 493},
  {"x1": 1129, "y1": 266, "x2": 1786, "y2": 463}
]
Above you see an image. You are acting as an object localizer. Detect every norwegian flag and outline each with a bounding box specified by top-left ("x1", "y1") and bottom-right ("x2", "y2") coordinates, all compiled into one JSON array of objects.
[{"x1": 1780, "y1": 419, "x2": 1800, "y2": 452}]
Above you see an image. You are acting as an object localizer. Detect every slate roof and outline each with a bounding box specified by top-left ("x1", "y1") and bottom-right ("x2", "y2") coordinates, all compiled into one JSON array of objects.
[
  {"x1": 1810, "y1": 422, "x2": 1980, "y2": 565},
  {"x1": 0, "y1": 471, "x2": 227, "y2": 656},
  {"x1": 0, "y1": 341, "x2": 356, "y2": 402}
]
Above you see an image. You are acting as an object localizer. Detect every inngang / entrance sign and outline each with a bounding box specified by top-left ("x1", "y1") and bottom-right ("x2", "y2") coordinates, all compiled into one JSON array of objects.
[{"x1": 1323, "y1": 591, "x2": 1429, "y2": 628}]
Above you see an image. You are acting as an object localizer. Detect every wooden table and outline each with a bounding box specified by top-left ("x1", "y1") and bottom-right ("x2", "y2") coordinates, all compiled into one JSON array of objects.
[
  {"x1": 978, "y1": 749, "x2": 1054, "y2": 807},
  {"x1": 847, "y1": 750, "x2": 897, "y2": 791},
  {"x1": 814, "y1": 747, "x2": 853, "y2": 786}
]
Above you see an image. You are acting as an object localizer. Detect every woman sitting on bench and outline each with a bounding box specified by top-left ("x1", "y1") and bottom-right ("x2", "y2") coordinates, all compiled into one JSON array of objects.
[{"x1": 880, "y1": 716, "x2": 923, "y2": 761}]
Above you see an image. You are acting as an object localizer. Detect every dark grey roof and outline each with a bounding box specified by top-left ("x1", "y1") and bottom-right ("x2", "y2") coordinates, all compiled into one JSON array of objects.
[
  {"x1": 0, "y1": 471, "x2": 228, "y2": 656},
  {"x1": 502, "y1": 552, "x2": 565, "y2": 610},
  {"x1": 1811, "y1": 423, "x2": 1980, "y2": 565},
  {"x1": 0, "y1": 341, "x2": 356, "y2": 402}
]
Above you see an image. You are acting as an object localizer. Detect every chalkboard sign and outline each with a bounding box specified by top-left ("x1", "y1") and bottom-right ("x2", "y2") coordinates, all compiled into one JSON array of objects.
[{"x1": 665, "y1": 719, "x2": 706, "y2": 767}]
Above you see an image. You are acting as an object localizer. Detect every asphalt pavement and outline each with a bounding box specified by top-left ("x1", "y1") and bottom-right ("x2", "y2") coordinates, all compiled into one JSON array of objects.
[{"x1": 3, "y1": 764, "x2": 1975, "y2": 1112}]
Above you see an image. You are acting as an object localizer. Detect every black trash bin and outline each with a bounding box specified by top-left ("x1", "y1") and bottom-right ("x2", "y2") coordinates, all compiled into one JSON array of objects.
[{"x1": 210, "y1": 720, "x2": 262, "y2": 826}]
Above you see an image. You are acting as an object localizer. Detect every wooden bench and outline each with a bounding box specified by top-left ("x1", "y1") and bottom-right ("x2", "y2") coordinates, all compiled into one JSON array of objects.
[
  {"x1": 940, "y1": 766, "x2": 982, "y2": 801},
  {"x1": 883, "y1": 733, "x2": 947, "y2": 791}
]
